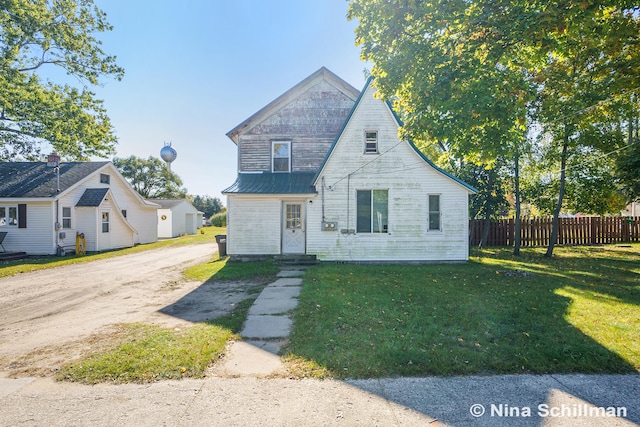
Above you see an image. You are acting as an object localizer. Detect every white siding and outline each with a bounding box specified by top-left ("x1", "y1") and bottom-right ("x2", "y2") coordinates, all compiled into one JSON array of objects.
[
  {"x1": 307, "y1": 83, "x2": 471, "y2": 262},
  {"x1": 0, "y1": 202, "x2": 56, "y2": 255},
  {"x1": 57, "y1": 163, "x2": 157, "y2": 246},
  {"x1": 98, "y1": 199, "x2": 134, "y2": 251},
  {"x1": 156, "y1": 201, "x2": 199, "y2": 238},
  {"x1": 157, "y1": 209, "x2": 173, "y2": 238},
  {"x1": 226, "y1": 196, "x2": 282, "y2": 255},
  {"x1": 75, "y1": 207, "x2": 98, "y2": 252}
]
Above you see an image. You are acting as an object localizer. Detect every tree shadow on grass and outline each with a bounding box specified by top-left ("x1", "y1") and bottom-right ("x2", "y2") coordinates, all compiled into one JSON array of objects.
[{"x1": 285, "y1": 248, "x2": 640, "y2": 423}]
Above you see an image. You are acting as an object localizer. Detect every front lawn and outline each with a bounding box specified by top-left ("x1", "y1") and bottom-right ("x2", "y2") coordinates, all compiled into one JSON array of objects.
[
  {"x1": 286, "y1": 245, "x2": 640, "y2": 378},
  {"x1": 57, "y1": 258, "x2": 274, "y2": 384}
]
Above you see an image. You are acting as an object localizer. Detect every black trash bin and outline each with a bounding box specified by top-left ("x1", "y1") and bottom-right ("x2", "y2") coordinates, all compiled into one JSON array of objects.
[{"x1": 215, "y1": 234, "x2": 227, "y2": 257}]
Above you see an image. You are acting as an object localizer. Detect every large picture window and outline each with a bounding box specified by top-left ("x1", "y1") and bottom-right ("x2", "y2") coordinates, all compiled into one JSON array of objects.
[
  {"x1": 357, "y1": 190, "x2": 388, "y2": 233},
  {"x1": 272, "y1": 141, "x2": 291, "y2": 172},
  {"x1": 428, "y1": 194, "x2": 441, "y2": 231}
]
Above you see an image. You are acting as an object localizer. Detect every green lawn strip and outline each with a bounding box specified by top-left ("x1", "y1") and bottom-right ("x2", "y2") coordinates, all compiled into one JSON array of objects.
[
  {"x1": 57, "y1": 294, "x2": 260, "y2": 384},
  {"x1": 57, "y1": 322, "x2": 232, "y2": 384},
  {"x1": 183, "y1": 256, "x2": 279, "y2": 283},
  {"x1": 0, "y1": 226, "x2": 226, "y2": 279},
  {"x1": 286, "y1": 244, "x2": 640, "y2": 379}
]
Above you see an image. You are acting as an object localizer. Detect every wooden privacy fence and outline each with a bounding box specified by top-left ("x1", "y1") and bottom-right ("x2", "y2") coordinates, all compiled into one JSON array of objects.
[{"x1": 469, "y1": 216, "x2": 640, "y2": 247}]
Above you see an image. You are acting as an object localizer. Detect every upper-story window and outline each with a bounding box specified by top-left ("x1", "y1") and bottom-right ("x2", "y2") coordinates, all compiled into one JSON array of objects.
[
  {"x1": 364, "y1": 131, "x2": 378, "y2": 154},
  {"x1": 100, "y1": 173, "x2": 110, "y2": 184},
  {"x1": 272, "y1": 141, "x2": 291, "y2": 172}
]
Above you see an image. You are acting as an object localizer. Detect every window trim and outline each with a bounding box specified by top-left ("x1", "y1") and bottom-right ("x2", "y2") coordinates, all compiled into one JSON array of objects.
[
  {"x1": 62, "y1": 207, "x2": 72, "y2": 229},
  {"x1": 364, "y1": 130, "x2": 379, "y2": 154},
  {"x1": 271, "y1": 140, "x2": 291, "y2": 173},
  {"x1": 0, "y1": 205, "x2": 18, "y2": 227},
  {"x1": 428, "y1": 194, "x2": 442, "y2": 232},
  {"x1": 356, "y1": 189, "x2": 389, "y2": 234},
  {"x1": 101, "y1": 211, "x2": 110, "y2": 233}
]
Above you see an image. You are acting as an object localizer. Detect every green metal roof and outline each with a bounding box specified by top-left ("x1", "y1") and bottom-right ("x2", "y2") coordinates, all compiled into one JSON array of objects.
[{"x1": 222, "y1": 172, "x2": 317, "y2": 195}]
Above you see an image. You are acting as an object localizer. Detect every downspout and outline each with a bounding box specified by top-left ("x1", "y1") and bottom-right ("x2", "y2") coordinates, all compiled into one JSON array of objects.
[
  {"x1": 55, "y1": 199, "x2": 60, "y2": 254},
  {"x1": 321, "y1": 176, "x2": 326, "y2": 223}
]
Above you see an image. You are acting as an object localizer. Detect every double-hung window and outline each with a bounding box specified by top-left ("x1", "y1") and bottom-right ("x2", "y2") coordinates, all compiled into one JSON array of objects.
[
  {"x1": 0, "y1": 206, "x2": 17, "y2": 227},
  {"x1": 272, "y1": 141, "x2": 291, "y2": 172},
  {"x1": 356, "y1": 190, "x2": 388, "y2": 233},
  {"x1": 62, "y1": 207, "x2": 72, "y2": 229},
  {"x1": 428, "y1": 194, "x2": 441, "y2": 231},
  {"x1": 364, "y1": 131, "x2": 378, "y2": 154}
]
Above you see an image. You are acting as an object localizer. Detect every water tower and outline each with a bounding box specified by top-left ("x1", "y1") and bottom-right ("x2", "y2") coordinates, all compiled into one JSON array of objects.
[{"x1": 160, "y1": 142, "x2": 177, "y2": 170}]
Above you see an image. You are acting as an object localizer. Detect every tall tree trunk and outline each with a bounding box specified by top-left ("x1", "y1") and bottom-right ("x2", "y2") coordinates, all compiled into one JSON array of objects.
[
  {"x1": 513, "y1": 151, "x2": 522, "y2": 256},
  {"x1": 545, "y1": 134, "x2": 569, "y2": 258},
  {"x1": 479, "y1": 168, "x2": 494, "y2": 248}
]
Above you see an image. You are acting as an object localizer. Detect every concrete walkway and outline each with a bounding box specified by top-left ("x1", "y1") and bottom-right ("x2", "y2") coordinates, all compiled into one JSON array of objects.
[{"x1": 212, "y1": 267, "x2": 305, "y2": 377}]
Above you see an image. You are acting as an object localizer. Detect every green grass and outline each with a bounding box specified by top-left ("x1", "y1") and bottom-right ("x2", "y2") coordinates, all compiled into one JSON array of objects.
[
  {"x1": 57, "y1": 261, "x2": 268, "y2": 384},
  {"x1": 0, "y1": 226, "x2": 226, "y2": 279},
  {"x1": 285, "y1": 244, "x2": 640, "y2": 379},
  {"x1": 183, "y1": 256, "x2": 279, "y2": 283},
  {"x1": 57, "y1": 322, "x2": 232, "y2": 384}
]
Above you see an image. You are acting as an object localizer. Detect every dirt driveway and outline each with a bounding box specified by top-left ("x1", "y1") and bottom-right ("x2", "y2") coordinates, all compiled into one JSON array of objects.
[{"x1": 0, "y1": 244, "x2": 254, "y2": 377}]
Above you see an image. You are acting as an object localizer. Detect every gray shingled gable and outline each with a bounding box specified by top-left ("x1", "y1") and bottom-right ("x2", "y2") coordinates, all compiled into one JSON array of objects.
[
  {"x1": 76, "y1": 188, "x2": 110, "y2": 207},
  {"x1": 0, "y1": 162, "x2": 109, "y2": 198},
  {"x1": 226, "y1": 67, "x2": 360, "y2": 144}
]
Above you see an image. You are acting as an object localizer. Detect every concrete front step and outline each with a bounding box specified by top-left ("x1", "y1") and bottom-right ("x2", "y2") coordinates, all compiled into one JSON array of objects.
[{"x1": 273, "y1": 254, "x2": 318, "y2": 265}]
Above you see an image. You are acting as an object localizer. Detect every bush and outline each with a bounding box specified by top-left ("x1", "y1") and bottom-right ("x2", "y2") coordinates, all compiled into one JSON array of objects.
[{"x1": 210, "y1": 211, "x2": 226, "y2": 227}]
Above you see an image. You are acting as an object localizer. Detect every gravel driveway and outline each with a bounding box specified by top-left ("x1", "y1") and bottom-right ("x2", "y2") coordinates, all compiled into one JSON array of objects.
[{"x1": 0, "y1": 244, "x2": 253, "y2": 377}]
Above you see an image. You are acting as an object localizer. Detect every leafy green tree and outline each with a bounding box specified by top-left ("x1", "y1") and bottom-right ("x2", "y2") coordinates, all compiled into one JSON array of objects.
[
  {"x1": 617, "y1": 109, "x2": 640, "y2": 203},
  {"x1": 348, "y1": 0, "x2": 640, "y2": 256},
  {"x1": 348, "y1": 0, "x2": 533, "y2": 249},
  {"x1": 113, "y1": 156, "x2": 187, "y2": 199},
  {"x1": 0, "y1": 0, "x2": 124, "y2": 160},
  {"x1": 189, "y1": 195, "x2": 224, "y2": 219}
]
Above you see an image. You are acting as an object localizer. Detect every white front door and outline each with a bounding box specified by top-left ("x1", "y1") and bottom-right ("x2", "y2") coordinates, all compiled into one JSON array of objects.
[{"x1": 282, "y1": 202, "x2": 305, "y2": 254}]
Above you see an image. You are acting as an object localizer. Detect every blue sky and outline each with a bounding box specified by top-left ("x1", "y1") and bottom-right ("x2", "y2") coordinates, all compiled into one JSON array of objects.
[{"x1": 89, "y1": 0, "x2": 369, "y2": 200}]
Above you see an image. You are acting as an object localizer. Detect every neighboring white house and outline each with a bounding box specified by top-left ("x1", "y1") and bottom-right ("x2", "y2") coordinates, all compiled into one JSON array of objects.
[
  {"x1": 0, "y1": 161, "x2": 158, "y2": 255},
  {"x1": 622, "y1": 202, "x2": 640, "y2": 217},
  {"x1": 222, "y1": 68, "x2": 476, "y2": 262},
  {"x1": 148, "y1": 198, "x2": 201, "y2": 238}
]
